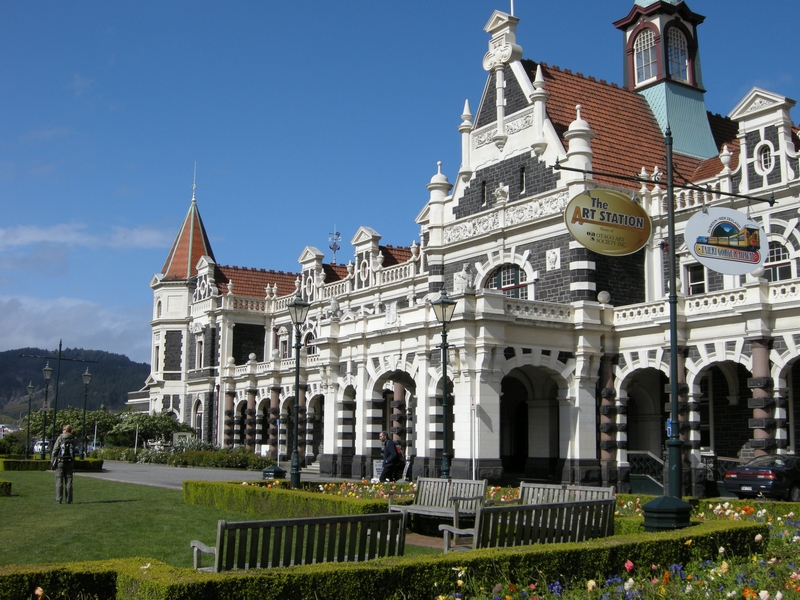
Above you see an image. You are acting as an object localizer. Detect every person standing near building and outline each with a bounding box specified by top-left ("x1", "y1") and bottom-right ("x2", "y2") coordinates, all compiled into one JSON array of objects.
[
  {"x1": 378, "y1": 431, "x2": 401, "y2": 482},
  {"x1": 52, "y1": 425, "x2": 76, "y2": 504}
]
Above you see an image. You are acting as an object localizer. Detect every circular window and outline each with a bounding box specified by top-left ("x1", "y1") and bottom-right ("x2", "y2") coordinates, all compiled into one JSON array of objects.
[{"x1": 360, "y1": 260, "x2": 369, "y2": 282}]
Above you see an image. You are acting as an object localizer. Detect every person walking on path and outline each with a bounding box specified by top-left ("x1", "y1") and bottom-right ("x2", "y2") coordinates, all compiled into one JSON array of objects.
[
  {"x1": 52, "y1": 424, "x2": 76, "y2": 504},
  {"x1": 378, "y1": 431, "x2": 401, "y2": 482}
]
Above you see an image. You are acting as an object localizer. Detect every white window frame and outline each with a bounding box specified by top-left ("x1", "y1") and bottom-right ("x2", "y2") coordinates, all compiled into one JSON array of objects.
[
  {"x1": 634, "y1": 29, "x2": 658, "y2": 85},
  {"x1": 666, "y1": 28, "x2": 688, "y2": 82},
  {"x1": 686, "y1": 263, "x2": 706, "y2": 296}
]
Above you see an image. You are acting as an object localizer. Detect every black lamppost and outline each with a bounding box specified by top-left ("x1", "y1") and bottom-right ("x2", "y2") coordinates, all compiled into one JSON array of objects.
[
  {"x1": 81, "y1": 368, "x2": 92, "y2": 459},
  {"x1": 287, "y1": 291, "x2": 310, "y2": 489},
  {"x1": 41, "y1": 362, "x2": 53, "y2": 460},
  {"x1": 431, "y1": 288, "x2": 457, "y2": 479},
  {"x1": 25, "y1": 382, "x2": 34, "y2": 460}
]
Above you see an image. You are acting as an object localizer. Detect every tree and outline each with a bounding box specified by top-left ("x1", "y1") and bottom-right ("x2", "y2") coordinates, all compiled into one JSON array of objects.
[{"x1": 106, "y1": 412, "x2": 195, "y2": 448}]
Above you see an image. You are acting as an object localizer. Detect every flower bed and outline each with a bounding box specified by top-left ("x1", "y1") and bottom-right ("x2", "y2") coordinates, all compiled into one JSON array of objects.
[{"x1": 432, "y1": 504, "x2": 800, "y2": 600}]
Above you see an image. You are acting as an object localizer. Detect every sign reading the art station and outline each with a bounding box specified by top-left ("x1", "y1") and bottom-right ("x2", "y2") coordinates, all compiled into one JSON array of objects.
[
  {"x1": 684, "y1": 207, "x2": 765, "y2": 275},
  {"x1": 565, "y1": 189, "x2": 651, "y2": 256}
]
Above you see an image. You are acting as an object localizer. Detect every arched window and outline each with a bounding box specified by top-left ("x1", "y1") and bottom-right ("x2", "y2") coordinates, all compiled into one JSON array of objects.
[
  {"x1": 487, "y1": 264, "x2": 528, "y2": 299},
  {"x1": 156, "y1": 301, "x2": 162, "y2": 318},
  {"x1": 666, "y1": 28, "x2": 688, "y2": 82},
  {"x1": 304, "y1": 333, "x2": 317, "y2": 355},
  {"x1": 634, "y1": 29, "x2": 658, "y2": 84},
  {"x1": 765, "y1": 241, "x2": 792, "y2": 282}
]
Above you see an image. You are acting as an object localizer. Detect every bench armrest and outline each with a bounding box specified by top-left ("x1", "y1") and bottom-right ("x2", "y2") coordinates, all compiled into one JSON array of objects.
[
  {"x1": 387, "y1": 490, "x2": 415, "y2": 507},
  {"x1": 449, "y1": 494, "x2": 484, "y2": 502},
  {"x1": 438, "y1": 524, "x2": 475, "y2": 554},
  {"x1": 190, "y1": 540, "x2": 216, "y2": 571}
]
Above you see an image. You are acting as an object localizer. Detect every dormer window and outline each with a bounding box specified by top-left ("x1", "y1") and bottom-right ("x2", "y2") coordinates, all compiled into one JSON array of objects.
[
  {"x1": 667, "y1": 28, "x2": 688, "y2": 82},
  {"x1": 634, "y1": 29, "x2": 657, "y2": 85}
]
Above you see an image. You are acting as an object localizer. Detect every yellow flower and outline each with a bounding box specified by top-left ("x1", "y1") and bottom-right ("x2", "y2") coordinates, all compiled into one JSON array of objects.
[
  {"x1": 684, "y1": 539, "x2": 692, "y2": 546},
  {"x1": 721, "y1": 561, "x2": 729, "y2": 574}
]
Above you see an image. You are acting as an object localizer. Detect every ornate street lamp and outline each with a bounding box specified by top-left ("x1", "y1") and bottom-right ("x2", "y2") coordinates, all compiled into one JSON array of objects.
[
  {"x1": 25, "y1": 382, "x2": 34, "y2": 460},
  {"x1": 81, "y1": 368, "x2": 92, "y2": 459},
  {"x1": 431, "y1": 288, "x2": 457, "y2": 479},
  {"x1": 287, "y1": 291, "x2": 310, "y2": 489},
  {"x1": 41, "y1": 362, "x2": 53, "y2": 460}
]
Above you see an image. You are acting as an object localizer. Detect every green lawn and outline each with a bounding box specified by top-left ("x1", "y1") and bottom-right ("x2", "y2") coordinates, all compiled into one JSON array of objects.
[{"x1": 0, "y1": 471, "x2": 438, "y2": 568}]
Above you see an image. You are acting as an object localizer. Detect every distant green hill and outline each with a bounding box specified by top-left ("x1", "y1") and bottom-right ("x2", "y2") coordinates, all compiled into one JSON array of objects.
[{"x1": 0, "y1": 348, "x2": 150, "y2": 423}]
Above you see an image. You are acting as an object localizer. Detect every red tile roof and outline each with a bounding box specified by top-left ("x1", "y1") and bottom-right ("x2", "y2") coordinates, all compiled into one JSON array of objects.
[
  {"x1": 379, "y1": 245, "x2": 412, "y2": 266},
  {"x1": 216, "y1": 265, "x2": 299, "y2": 298},
  {"x1": 161, "y1": 199, "x2": 216, "y2": 281},
  {"x1": 526, "y1": 60, "x2": 708, "y2": 188}
]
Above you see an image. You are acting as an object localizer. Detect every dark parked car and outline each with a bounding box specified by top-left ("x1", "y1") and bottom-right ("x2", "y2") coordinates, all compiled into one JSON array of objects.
[{"x1": 723, "y1": 454, "x2": 800, "y2": 501}]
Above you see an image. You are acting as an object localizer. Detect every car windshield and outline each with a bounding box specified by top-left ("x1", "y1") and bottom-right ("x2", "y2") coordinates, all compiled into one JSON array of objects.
[{"x1": 746, "y1": 455, "x2": 792, "y2": 468}]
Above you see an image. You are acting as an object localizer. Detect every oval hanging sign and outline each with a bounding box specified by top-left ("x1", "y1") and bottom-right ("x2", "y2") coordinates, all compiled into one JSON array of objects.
[
  {"x1": 564, "y1": 189, "x2": 651, "y2": 256},
  {"x1": 684, "y1": 207, "x2": 765, "y2": 275}
]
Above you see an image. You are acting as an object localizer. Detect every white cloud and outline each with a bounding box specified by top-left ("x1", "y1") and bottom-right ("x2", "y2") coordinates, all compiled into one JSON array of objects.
[
  {"x1": 71, "y1": 73, "x2": 96, "y2": 98},
  {"x1": 20, "y1": 127, "x2": 74, "y2": 142},
  {"x1": 0, "y1": 296, "x2": 152, "y2": 363},
  {"x1": 0, "y1": 223, "x2": 173, "y2": 251}
]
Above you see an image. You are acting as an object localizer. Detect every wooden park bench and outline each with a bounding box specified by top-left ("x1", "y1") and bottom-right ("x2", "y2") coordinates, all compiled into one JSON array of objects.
[
  {"x1": 190, "y1": 512, "x2": 406, "y2": 572},
  {"x1": 387, "y1": 477, "x2": 487, "y2": 530},
  {"x1": 487, "y1": 481, "x2": 615, "y2": 506},
  {"x1": 438, "y1": 497, "x2": 615, "y2": 553}
]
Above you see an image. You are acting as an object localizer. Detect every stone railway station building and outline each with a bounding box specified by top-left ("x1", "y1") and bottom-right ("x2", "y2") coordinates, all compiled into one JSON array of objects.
[{"x1": 129, "y1": 1, "x2": 800, "y2": 496}]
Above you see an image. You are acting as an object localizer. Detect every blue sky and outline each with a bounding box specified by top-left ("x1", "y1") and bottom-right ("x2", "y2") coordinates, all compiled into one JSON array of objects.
[{"x1": 1, "y1": 1, "x2": 797, "y2": 365}]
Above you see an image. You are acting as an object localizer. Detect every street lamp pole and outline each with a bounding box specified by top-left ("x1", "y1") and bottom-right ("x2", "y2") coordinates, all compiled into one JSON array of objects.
[
  {"x1": 431, "y1": 288, "x2": 457, "y2": 479},
  {"x1": 287, "y1": 291, "x2": 310, "y2": 489},
  {"x1": 25, "y1": 382, "x2": 34, "y2": 460},
  {"x1": 81, "y1": 368, "x2": 93, "y2": 459},
  {"x1": 41, "y1": 362, "x2": 53, "y2": 460}
]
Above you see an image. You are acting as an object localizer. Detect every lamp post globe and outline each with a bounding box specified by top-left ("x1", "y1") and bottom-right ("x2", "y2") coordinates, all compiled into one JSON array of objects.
[
  {"x1": 287, "y1": 291, "x2": 310, "y2": 489},
  {"x1": 81, "y1": 368, "x2": 92, "y2": 459},
  {"x1": 25, "y1": 382, "x2": 34, "y2": 460},
  {"x1": 431, "y1": 288, "x2": 457, "y2": 479},
  {"x1": 41, "y1": 362, "x2": 52, "y2": 460}
]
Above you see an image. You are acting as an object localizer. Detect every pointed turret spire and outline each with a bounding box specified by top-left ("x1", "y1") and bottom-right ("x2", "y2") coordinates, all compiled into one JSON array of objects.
[{"x1": 160, "y1": 180, "x2": 216, "y2": 281}]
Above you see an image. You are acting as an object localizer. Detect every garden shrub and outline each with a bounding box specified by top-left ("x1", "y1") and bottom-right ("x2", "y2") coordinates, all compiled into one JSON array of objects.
[
  {"x1": 183, "y1": 480, "x2": 389, "y2": 517},
  {"x1": 0, "y1": 479, "x2": 10, "y2": 496},
  {"x1": 0, "y1": 458, "x2": 103, "y2": 472},
  {"x1": 0, "y1": 520, "x2": 769, "y2": 600}
]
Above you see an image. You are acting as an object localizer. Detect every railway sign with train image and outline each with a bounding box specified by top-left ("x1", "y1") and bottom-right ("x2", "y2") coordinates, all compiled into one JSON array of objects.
[{"x1": 684, "y1": 207, "x2": 766, "y2": 275}]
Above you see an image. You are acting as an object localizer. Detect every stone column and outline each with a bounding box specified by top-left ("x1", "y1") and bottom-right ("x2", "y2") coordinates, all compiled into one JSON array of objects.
[
  {"x1": 268, "y1": 386, "x2": 281, "y2": 459},
  {"x1": 298, "y1": 384, "x2": 307, "y2": 467},
  {"x1": 392, "y1": 381, "x2": 406, "y2": 445},
  {"x1": 245, "y1": 389, "x2": 257, "y2": 450},
  {"x1": 599, "y1": 354, "x2": 618, "y2": 488},
  {"x1": 304, "y1": 391, "x2": 316, "y2": 466},
  {"x1": 223, "y1": 391, "x2": 235, "y2": 447},
  {"x1": 748, "y1": 339, "x2": 775, "y2": 457}
]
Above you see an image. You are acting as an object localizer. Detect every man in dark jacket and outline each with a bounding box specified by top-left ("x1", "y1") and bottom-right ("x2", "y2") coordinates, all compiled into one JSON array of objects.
[
  {"x1": 378, "y1": 431, "x2": 402, "y2": 482},
  {"x1": 52, "y1": 424, "x2": 76, "y2": 504}
]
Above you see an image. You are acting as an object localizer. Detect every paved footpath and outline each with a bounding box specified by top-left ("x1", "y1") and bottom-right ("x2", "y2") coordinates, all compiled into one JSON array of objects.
[{"x1": 75, "y1": 460, "x2": 341, "y2": 490}]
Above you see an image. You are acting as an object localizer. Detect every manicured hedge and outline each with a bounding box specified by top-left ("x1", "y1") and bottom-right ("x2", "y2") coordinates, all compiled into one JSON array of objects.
[
  {"x1": 183, "y1": 480, "x2": 388, "y2": 517},
  {"x1": 0, "y1": 520, "x2": 769, "y2": 600},
  {"x1": 0, "y1": 458, "x2": 104, "y2": 472}
]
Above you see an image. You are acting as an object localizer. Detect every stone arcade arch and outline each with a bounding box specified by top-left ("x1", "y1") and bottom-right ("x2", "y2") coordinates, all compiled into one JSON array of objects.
[
  {"x1": 500, "y1": 365, "x2": 559, "y2": 480},
  {"x1": 305, "y1": 393, "x2": 325, "y2": 465},
  {"x1": 688, "y1": 361, "x2": 753, "y2": 459},
  {"x1": 621, "y1": 368, "x2": 667, "y2": 457}
]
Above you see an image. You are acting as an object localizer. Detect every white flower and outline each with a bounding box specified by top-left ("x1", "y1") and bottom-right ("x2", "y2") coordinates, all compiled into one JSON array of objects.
[
  {"x1": 788, "y1": 512, "x2": 795, "y2": 518},
  {"x1": 727, "y1": 592, "x2": 737, "y2": 599},
  {"x1": 719, "y1": 546, "x2": 725, "y2": 554},
  {"x1": 759, "y1": 591, "x2": 770, "y2": 600},
  {"x1": 684, "y1": 584, "x2": 693, "y2": 593},
  {"x1": 624, "y1": 578, "x2": 635, "y2": 592},
  {"x1": 755, "y1": 534, "x2": 764, "y2": 542},
  {"x1": 776, "y1": 592, "x2": 783, "y2": 600}
]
